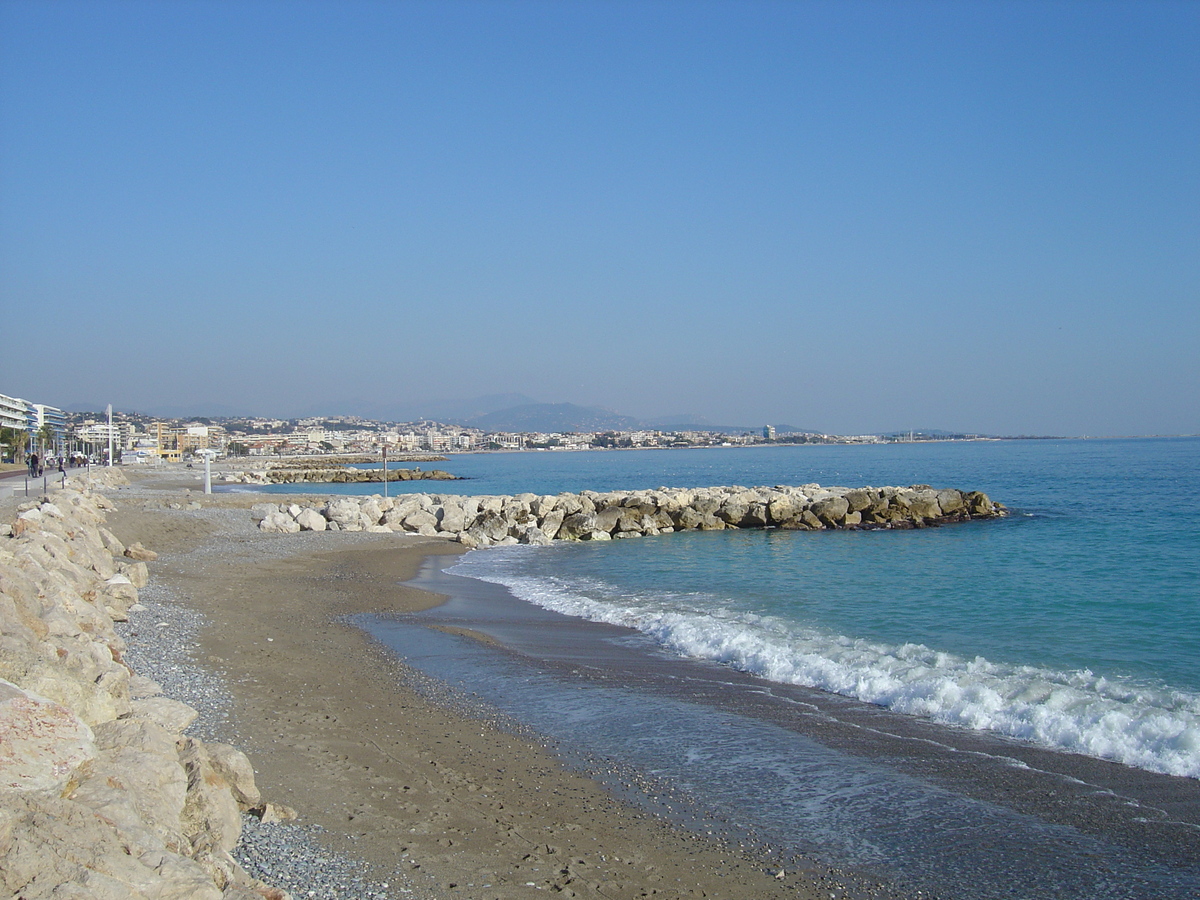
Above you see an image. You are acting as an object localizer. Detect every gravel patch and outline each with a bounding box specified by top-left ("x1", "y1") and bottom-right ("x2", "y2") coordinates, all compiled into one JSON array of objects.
[{"x1": 236, "y1": 815, "x2": 402, "y2": 899}]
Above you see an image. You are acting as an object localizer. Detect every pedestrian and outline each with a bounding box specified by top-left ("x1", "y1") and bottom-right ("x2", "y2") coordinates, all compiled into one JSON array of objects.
[{"x1": 28, "y1": 452, "x2": 38, "y2": 477}]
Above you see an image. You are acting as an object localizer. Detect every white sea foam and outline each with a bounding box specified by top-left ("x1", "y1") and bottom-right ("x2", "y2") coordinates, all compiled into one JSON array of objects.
[{"x1": 451, "y1": 550, "x2": 1200, "y2": 779}]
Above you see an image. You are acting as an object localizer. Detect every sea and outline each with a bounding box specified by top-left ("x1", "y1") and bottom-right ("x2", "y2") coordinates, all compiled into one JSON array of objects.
[{"x1": 245, "y1": 438, "x2": 1200, "y2": 899}]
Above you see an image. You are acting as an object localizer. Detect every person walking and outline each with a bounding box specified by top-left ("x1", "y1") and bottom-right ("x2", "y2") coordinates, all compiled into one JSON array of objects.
[{"x1": 28, "y1": 452, "x2": 38, "y2": 477}]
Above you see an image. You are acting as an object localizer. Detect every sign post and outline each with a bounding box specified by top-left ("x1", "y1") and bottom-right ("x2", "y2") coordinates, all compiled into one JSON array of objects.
[
  {"x1": 382, "y1": 443, "x2": 388, "y2": 498},
  {"x1": 199, "y1": 449, "x2": 216, "y2": 494}
]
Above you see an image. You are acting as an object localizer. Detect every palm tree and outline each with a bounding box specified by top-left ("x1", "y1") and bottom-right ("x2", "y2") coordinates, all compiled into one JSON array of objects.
[
  {"x1": 37, "y1": 424, "x2": 56, "y2": 457},
  {"x1": 2, "y1": 428, "x2": 31, "y2": 463}
]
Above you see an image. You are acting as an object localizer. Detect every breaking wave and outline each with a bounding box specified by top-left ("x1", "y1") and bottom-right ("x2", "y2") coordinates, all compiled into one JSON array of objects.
[{"x1": 451, "y1": 548, "x2": 1200, "y2": 779}]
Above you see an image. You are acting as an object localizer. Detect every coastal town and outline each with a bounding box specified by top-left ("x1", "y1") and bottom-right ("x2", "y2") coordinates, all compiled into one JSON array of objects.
[{"x1": 2, "y1": 391, "x2": 996, "y2": 467}]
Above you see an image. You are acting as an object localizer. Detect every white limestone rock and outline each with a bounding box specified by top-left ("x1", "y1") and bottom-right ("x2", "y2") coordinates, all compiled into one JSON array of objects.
[{"x1": 0, "y1": 680, "x2": 97, "y2": 793}]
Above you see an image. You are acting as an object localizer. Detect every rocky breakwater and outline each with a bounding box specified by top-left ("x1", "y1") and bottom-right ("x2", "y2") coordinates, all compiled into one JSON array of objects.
[
  {"x1": 0, "y1": 472, "x2": 286, "y2": 899},
  {"x1": 225, "y1": 466, "x2": 459, "y2": 485},
  {"x1": 255, "y1": 483, "x2": 1005, "y2": 547}
]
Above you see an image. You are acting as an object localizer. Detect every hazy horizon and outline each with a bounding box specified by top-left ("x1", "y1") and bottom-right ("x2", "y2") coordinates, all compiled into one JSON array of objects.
[{"x1": 2, "y1": 1, "x2": 1196, "y2": 438}]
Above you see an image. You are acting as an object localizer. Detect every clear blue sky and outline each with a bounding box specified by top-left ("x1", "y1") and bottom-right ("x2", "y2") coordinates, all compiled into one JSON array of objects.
[{"x1": 2, "y1": 0, "x2": 1196, "y2": 435}]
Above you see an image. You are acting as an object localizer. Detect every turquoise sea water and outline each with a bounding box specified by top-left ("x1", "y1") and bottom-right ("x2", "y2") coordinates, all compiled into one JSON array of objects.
[
  {"x1": 251, "y1": 438, "x2": 1200, "y2": 778},
  {"x1": 446, "y1": 438, "x2": 1200, "y2": 778}
]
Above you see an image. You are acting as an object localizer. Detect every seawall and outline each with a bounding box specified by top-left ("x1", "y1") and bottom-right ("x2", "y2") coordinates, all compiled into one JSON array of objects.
[{"x1": 0, "y1": 471, "x2": 288, "y2": 900}]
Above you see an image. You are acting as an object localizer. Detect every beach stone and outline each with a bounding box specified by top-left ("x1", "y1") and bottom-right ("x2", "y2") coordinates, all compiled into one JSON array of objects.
[{"x1": 124, "y1": 542, "x2": 158, "y2": 562}]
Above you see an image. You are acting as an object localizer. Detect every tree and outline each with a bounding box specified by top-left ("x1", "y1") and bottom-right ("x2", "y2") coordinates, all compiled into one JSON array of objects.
[
  {"x1": 0, "y1": 427, "x2": 17, "y2": 462},
  {"x1": 37, "y1": 424, "x2": 56, "y2": 456},
  {"x1": 2, "y1": 428, "x2": 31, "y2": 462}
]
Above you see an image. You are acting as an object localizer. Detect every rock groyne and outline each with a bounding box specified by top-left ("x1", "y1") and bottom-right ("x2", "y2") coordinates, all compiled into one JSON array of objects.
[
  {"x1": 224, "y1": 466, "x2": 460, "y2": 485},
  {"x1": 0, "y1": 473, "x2": 287, "y2": 900},
  {"x1": 255, "y1": 483, "x2": 1005, "y2": 547}
]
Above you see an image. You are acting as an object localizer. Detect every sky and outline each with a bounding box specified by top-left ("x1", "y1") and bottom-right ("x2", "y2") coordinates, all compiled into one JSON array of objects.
[{"x1": 1, "y1": 0, "x2": 1196, "y2": 436}]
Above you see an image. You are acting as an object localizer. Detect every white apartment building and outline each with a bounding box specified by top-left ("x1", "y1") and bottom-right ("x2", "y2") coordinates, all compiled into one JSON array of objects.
[{"x1": 0, "y1": 393, "x2": 30, "y2": 431}]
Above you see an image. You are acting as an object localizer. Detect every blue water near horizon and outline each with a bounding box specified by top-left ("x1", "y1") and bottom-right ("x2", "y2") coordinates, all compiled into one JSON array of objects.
[{"x1": 249, "y1": 438, "x2": 1200, "y2": 778}]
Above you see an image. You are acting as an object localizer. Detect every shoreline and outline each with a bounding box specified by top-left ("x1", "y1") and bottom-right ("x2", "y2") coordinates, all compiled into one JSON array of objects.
[
  {"x1": 390, "y1": 552, "x2": 1200, "y2": 899},
  {"x1": 104, "y1": 470, "x2": 863, "y2": 899}
]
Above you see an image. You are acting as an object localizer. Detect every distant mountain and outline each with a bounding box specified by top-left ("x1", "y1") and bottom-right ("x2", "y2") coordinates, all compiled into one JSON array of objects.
[
  {"x1": 139, "y1": 402, "x2": 261, "y2": 419},
  {"x1": 372, "y1": 393, "x2": 540, "y2": 424},
  {"x1": 467, "y1": 403, "x2": 643, "y2": 433}
]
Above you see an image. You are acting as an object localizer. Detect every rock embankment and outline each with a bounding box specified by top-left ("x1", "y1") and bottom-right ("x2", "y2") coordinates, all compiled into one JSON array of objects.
[
  {"x1": 255, "y1": 483, "x2": 1005, "y2": 548},
  {"x1": 0, "y1": 471, "x2": 287, "y2": 900},
  {"x1": 225, "y1": 467, "x2": 459, "y2": 485}
]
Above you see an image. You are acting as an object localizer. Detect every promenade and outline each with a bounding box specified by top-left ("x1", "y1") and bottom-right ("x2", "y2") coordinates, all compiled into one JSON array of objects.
[{"x1": 0, "y1": 463, "x2": 93, "y2": 502}]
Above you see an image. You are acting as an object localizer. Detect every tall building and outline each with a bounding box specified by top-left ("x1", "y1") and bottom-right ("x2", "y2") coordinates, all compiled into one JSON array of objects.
[
  {"x1": 33, "y1": 404, "x2": 66, "y2": 450},
  {"x1": 0, "y1": 393, "x2": 29, "y2": 432}
]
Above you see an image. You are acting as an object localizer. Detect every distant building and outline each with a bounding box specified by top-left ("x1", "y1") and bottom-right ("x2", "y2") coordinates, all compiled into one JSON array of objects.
[
  {"x1": 33, "y1": 404, "x2": 67, "y2": 450},
  {"x1": 0, "y1": 393, "x2": 30, "y2": 432},
  {"x1": 78, "y1": 422, "x2": 134, "y2": 458},
  {"x1": 763, "y1": 425, "x2": 776, "y2": 441}
]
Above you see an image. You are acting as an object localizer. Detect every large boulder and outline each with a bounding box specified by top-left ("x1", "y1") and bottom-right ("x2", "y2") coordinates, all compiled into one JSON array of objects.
[
  {"x1": 592, "y1": 506, "x2": 624, "y2": 534},
  {"x1": 437, "y1": 502, "x2": 468, "y2": 534},
  {"x1": 0, "y1": 681, "x2": 97, "y2": 793},
  {"x1": 558, "y1": 512, "x2": 596, "y2": 540},
  {"x1": 259, "y1": 510, "x2": 300, "y2": 534},
  {"x1": 177, "y1": 738, "x2": 243, "y2": 854},
  {"x1": 295, "y1": 508, "x2": 327, "y2": 531},
  {"x1": 810, "y1": 496, "x2": 850, "y2": 527},
  {"x1": 402, "y1": 509, "x2": 440, "y2": 533},
  {"x1": 323, "y1": 498, "x2": 364, "y2": 528},
  {"x1": 965, "y1": 491, "x2": 995, "y2": 516},
  {"x1": 539, "y1": 509, "x2": 566, "y2": 541}
]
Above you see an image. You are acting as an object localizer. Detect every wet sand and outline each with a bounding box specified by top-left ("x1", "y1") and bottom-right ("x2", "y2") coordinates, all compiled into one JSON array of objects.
[{"x1": 103, "y1": 473, "x2": 858, "y2": 900}]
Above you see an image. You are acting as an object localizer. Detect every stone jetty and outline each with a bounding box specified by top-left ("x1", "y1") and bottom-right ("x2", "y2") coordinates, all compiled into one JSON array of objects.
[
  {"x1": 0, "y1": 471, "x2": 286, "y2": 900},
  {"x1": 225, "y1": 466, "x2": 459, "y2": 485},
  {"x1": 255, "y1": 483, "x2": 1005, "y2": 548}
]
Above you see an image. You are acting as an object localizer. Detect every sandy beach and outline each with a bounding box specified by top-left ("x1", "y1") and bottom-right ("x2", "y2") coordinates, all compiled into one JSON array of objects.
[{"x1": 100, "y1": 469, "x2": 864, "y2": 900}]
